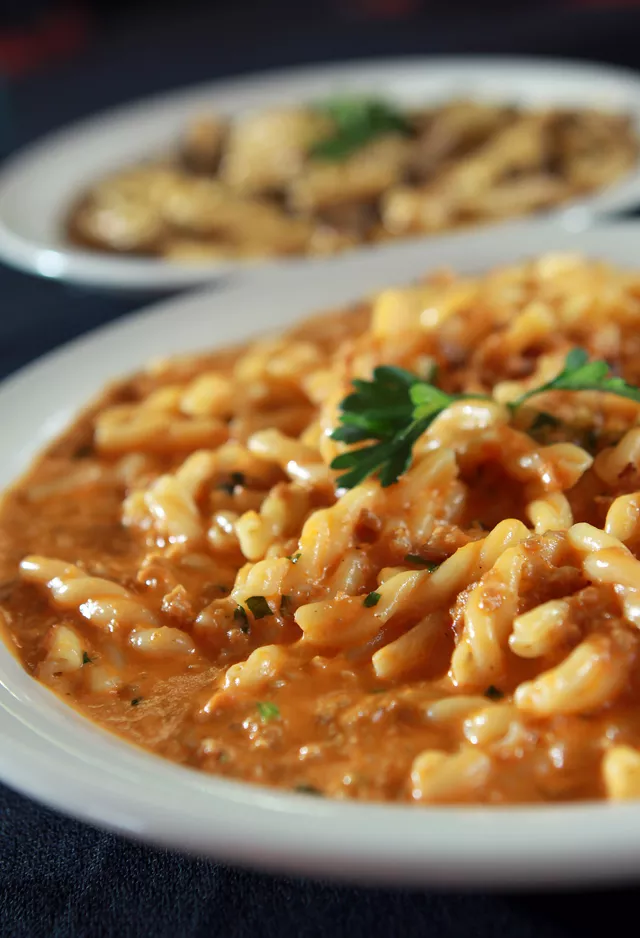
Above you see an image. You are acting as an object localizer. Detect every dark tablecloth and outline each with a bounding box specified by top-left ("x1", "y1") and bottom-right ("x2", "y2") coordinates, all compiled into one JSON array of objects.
[{"x1": 3, "y1": 7, "x2": 640, "y2": 936}]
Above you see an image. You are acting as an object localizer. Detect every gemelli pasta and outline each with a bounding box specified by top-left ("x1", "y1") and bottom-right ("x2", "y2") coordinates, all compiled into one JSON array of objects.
[{"x1": 6, "y1": 254, "x2": 640, "y2": 803}]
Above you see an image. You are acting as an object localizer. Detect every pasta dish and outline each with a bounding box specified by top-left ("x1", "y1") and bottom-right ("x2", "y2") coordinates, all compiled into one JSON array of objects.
[
  {"x1": 4, "y1": 254, "x2": 640, "y2": 804},
  {"x1": 66, "y1": 99, "x2": 638, "y2": 262}
]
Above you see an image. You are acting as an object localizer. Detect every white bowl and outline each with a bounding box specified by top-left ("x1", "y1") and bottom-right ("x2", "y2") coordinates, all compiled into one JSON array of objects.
[
  {"x1": 4, "y1": 220, "x2": 640, "y2": 888},
  {"x1": 2, "y1": 56, "x2": 640, "y2": 290}
]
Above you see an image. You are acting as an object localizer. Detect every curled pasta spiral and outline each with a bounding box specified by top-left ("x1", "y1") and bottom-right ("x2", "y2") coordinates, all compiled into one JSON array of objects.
[{"x1": 20, "y1": 556, "x2": 158, "y2": 631}]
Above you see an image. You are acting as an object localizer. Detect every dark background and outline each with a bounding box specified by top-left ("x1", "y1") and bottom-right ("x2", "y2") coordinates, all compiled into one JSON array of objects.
[
  {"x1": 2, "y1": 2, "x2": 640, "y2": 937},
  {"x1": 0, "y1": 1, "x2": 633, "y2": 79}
]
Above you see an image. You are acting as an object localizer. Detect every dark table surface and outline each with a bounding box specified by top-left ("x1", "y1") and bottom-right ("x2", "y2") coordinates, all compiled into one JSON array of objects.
[{"x1": 3, "y1": 6, "x2": 640, "y2": 936}]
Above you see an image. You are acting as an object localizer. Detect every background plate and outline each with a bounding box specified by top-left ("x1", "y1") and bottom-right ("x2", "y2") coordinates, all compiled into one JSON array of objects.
[{"x1": 2, "y1": 56, "x2": 640, "y2": 289}]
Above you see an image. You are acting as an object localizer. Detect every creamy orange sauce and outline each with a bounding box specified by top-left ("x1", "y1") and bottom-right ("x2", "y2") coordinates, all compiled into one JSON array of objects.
[{"x1": 5, "y1": 261, "x2": 640, "y2": 804}]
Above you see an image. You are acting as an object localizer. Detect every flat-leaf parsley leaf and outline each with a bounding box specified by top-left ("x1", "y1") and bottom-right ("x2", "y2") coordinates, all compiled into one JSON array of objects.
[
  {"x1": 330, "y1": 349, "x2": 640, "y2": 489},
  {"x1": 310, "y1": 98, "x2": 413, "y2": 162}
]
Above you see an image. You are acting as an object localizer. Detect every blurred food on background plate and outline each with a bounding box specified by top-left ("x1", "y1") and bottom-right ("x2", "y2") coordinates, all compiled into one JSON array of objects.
[{"x1": 67, "y1": 97, "x2": 639, "y2": 262}]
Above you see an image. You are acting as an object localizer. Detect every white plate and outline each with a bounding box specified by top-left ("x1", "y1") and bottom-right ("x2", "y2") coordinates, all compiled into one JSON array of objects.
[
  {"x1": 5, "y1": 221, "x2": 640, "y2": 889},
  {"x1": 3, "y1": 56, "x2": 640, "y2": 291}
]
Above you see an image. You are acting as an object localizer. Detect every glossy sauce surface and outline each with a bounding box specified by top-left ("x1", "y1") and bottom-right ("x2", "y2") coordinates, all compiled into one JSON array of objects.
[{"x1": 5, "y1": 261, "x2": 640, "y2": 804}]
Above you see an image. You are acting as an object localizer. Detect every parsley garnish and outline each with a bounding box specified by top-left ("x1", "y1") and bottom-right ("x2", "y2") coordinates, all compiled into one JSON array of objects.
[
  {"x1": 330, "y1": 365, "x2": 434, "y2": 489},
  {"x1": 246, "y1": 596, "x2": 272, "y2": 619},
  {"x1": 363, "y1": 590, "x2": 381, "y2": 608},
  {"x1": 485, "y1": 685, "x2": 504, "y2": 701},
  {"x1": 294, "y1": 784, "x2": 323, "y2": 796},
  {"x1": 234, "y1": 605, "x2": 250, "y2": 633},
  {"x1": 256, "y1": 701, "x2": 280, "y2": 721},
  {"x1": 310, "y1": 97, "x2": 413, "y2": 161},
  {"x1": 280, "y1": 594, "x2": 292, "y2": 615},
  {"x1": 289, "y1": 552, "x2": 301, "y2": 564},
  {"x1": 512, "y1": 348, "x2": 640, "y2": 407},
  {"x1": 529, "y1": 411, "x2": 560, "y2": 434},
  {"x1": 82, "y1": 651, "x2": 93, "y2": 665},
  {"x1": 131, "y1": 697, "x2": 143, "y2": 706},
  {"x1": 218, "y1": 471, "x2": 245, "y2": 495},
  {"x1": 404, "y1": 554, "x2": 439, "y2": 570},
  {"x1": 583, "y1": 427, "x2": 599, "y2": 453},
  {"x1": 331, "y1": 350, "x2": 640, "y2": 489}
]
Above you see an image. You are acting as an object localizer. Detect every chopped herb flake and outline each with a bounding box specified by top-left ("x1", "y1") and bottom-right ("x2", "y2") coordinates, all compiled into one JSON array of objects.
[
  {"x1": 530, "y1": 411, "x2": 560, "y2": 432},
  {"x1": 218, "y1": 471, "x2": 246, "y2": 495},
  {"x1": 404, "y1": 554, "x2": 439, "y2": 571},
  {"x1": 234, "y1": 605, "x2": 250, "y2": 633},
  {"x1": 363, "y1": 591, "x2": 381, "y2": 608},
  {"x1": 290, "y1": 552, "x2": 301, "y2": 564},
  {"x1": 256, "y1": 701, "x2": 280, "y2": 721},
  {"x1": 280, "y1": 594, "x2": 293, "y2": 614},
  {"x1": 82, "y1": 651, "x2": 93, "y2": 665},
  {"x1": 584, "y1": 428, "x2": 599, "y2": 453},
  {"x1": 131, "y1": 697, "x2": 143, "y2": 706},
  {"x1": 294, "y1": 784, "x2": 324, "y2": 796},
  {"x1": 485, "y1": 685, "x2": 504, "y2": 701},
  {"x1": 246, "y1": 595, "x2": 272, "y2": 619}
]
